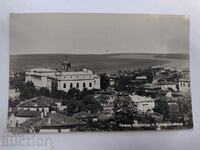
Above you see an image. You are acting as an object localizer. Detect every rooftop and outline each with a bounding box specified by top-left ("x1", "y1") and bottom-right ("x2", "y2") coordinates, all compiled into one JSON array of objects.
[
  {"x1": 156, "y1": 81, "x2": 177, "y2": 85},
  {"x1": 29, "y1": 68, "x2": 56, "y2": 73},
  {"x1": 15, "y1": 109, "x2": 41, "y2": 118},
  {"x1": 142, "y1": 83, "x2": 160, "y2": 89},
  {"x1": 41, "y1": 113, "x2": 85, "y2": 127},
  {"x1": 73, "y1": 111, "x2": 97, "y2": 119},
  {"x1": 17, "y1": 96, "x2": 57, "y2": 108},
  {"x1": 130, "y1": 94, "x2": 155, "y2": 103},
  {"x1": 179, "y1": 74, "x2": 190, "y2": 82}
]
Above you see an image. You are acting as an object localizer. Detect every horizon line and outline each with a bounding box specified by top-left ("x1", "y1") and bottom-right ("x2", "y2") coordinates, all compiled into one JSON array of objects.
[{"x1": 10, "y1": 52, "x2": 189, "y2": 56}]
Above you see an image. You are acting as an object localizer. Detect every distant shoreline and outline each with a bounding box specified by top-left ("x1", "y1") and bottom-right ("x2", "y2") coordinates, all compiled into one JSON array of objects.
[
  {"x1": 9, "y1": 53, "x2": 190, "y2": 74},
  {"x1": 10, "y1": 52, "x2": 189, "y2": 56}
]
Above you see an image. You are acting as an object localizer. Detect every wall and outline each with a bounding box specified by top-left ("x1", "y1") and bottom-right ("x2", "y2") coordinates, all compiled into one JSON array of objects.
[{"x1": 58, "y1": 79, "x2": 95, "y2": 92}]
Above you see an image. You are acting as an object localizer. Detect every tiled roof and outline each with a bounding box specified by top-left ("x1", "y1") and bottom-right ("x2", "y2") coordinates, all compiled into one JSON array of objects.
[
  {"x1": 15, "y1": 109, "x2": 41, "y2": 118},
  {"x1": 40, "y1": 113, "x2": 85, "y2": 127},
  {"x1": 11, "y1": 113, "x2": 85, "y2": 133},
  {"x1": 73, "y1": 112, "x2": 97, "y2": 119},
  {"x1": 17, "y1": 96, "x2": 57, "y2": 108}
]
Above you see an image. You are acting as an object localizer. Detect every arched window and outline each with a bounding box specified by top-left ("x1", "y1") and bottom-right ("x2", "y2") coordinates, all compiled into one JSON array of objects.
[
  {"x1": 76, "y1": 83, "x2": 79, "y2": 88},
  {"x1": 63, "y1": 83, "x2": 66, "y2": 88},
  {"x1": 89, "y1": 82, "x2": 92, "y2": 87},
  {"x1": 70, "y1": 83, "x2": 73, "y2": 88},
  {"x1": 83, "y1": 82, "x2": 86, "y2": 88}
]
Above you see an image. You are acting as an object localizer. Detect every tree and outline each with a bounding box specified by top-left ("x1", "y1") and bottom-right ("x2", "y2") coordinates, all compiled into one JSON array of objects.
[
  {"x1": 81, "y1": 95, "x2": 102, "y2": 113},
  {"x1": 19, "y1": 81, "x2": 37, "y2": 100},
  {"x1": 37, "y1": 87, "x2": 51, "y2": 97},
  {"x1": 98, "y1": 95, "x2": 108, "y2": 104},
  {"x1": 113, "y1": 96, "x2": 137, "y2": 124},
  {"x1": 80, "y1": 88, "x2": 94, "y2": 99},
  {"x1": 66, "y1": 88, "x2": 81, "y2": 100},
  {"x1": 65, "y1": 95, "x2": 102, "y2": 115},
  {"x1": 154, "y1": 97, "x2": 169, "y2": 121},
  {"x1": 100, "y1": 74, "x2": 110, "y2": 89},
  {"x1": 177, "y1": 93, "x2": 193, "y2": 127}
]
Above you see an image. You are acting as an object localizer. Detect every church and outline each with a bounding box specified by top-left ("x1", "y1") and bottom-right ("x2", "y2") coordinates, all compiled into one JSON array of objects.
[{"x1": 25, "y1": 59, "x2": 101, "y2": 92}]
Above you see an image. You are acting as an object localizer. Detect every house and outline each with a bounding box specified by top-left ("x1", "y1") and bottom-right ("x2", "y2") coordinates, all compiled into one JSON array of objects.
[
  {"x1": 156, "y1": 81, "x2": 177, "y2": 91},
  {"x1": 136, "y1": 76, "x2": 147, "y2": 80},
  {"x1": 109, "y1": 78, "x2": 115, "y2": 86},
  {"x1": 25, "y1": 59, "x2": 100, "y2": 92},
  {"x1": 178, "y1": 76, "x2": 190, "y2": 92},
  {"x1": 17, "y1": 96, "x2": 58, "y2": 116},
  {"x1": 8, "y1": 109, "x2": 41, "y2": 128},
  {"x1": 9, "y1": 88, "x2": 20, "y2": 100},
  {"x1": 130, "y1": 94, "x2": 155, "y2": 112},
  {"x1": 142, "y1": 83, "x2": 161, "y2": 91},
  {"x1": 54, "y1": 99, "x2": 67, "y2": 111},
  {"x1": 38, "y1": 113, "x2": 85, "y2": 133}
]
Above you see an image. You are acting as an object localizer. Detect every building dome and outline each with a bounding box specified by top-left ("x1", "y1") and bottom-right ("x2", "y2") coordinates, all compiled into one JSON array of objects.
[{"x1": 61, "y1": 59, "x2": 71, "y2": 71}]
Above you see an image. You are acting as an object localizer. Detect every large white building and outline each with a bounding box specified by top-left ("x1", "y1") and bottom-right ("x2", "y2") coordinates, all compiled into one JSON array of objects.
[
  {"x1": 25, "y1": 60, "x2": 101, "y2": 92},
  {"x1": 178, "y1": 70, "x2": 190, "y2": 92},
  {"x1": 178, "y1": 77, "x2": 190, "y2": 92}
]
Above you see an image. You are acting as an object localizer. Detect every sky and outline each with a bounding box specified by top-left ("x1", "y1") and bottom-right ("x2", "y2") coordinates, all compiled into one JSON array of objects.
[{"x1": 10, "y1": 13, "x2": 189, "y2": 55}]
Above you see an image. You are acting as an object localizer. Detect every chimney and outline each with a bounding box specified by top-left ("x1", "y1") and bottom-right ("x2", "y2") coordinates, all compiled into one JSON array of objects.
[{"x1": 48, "y1": 117, "x2": 51, "y2": 124}]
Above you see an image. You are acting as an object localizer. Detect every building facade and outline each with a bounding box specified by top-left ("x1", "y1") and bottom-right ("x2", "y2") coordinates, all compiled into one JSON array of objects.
[
  {"x1": 178, "y1": 70, "x2": 190, "y2": 92},
  {"x1": 25, "y1": 60, "x2": 101, "y2": 92},
  {"x1": 178, "y1": 78, "x2": 190, "y2": 92},
  {"x1": 130, "y1": 94, "x2": 155, "y2": 112}
]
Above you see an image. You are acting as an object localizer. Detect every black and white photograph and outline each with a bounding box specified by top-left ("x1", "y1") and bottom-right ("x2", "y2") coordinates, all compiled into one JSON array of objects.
[{"x1": 8, "y1": 13, "x2": 193, "y2": 133}]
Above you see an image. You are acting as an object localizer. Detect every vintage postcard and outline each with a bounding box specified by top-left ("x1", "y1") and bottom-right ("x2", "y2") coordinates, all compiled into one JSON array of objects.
[{"x1": 8, "y1": 13, "x2": 192, "y2": 133}]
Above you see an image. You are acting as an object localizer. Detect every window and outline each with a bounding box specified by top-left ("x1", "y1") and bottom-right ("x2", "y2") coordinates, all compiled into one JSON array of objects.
[
  {"x1": 37, "y1": 108, "x2": 39, "y2": 111},
  {"x1": 76, "y1": 83, "x2": 79, "y2": 88},
  {"x1": 70, "y1": 83, "x2": 73, "y2": 88},
  {"x1": 188, "y1": 83, "x2": 190, "y2": 87},
  {"x1": 89, "y1": 82, "x2": 92, "y2": 87},
  {"x1": 83, "y1": 82, "x2": 86, "y2": 88},
  {"x1": 63, "y1": 83, "x2": 66, "y2": 88}
]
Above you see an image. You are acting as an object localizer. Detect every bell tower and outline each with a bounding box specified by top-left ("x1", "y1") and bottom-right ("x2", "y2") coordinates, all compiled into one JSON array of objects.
[{"x1": 61, "y1": 56, "x2": 71, "y2": 71}]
